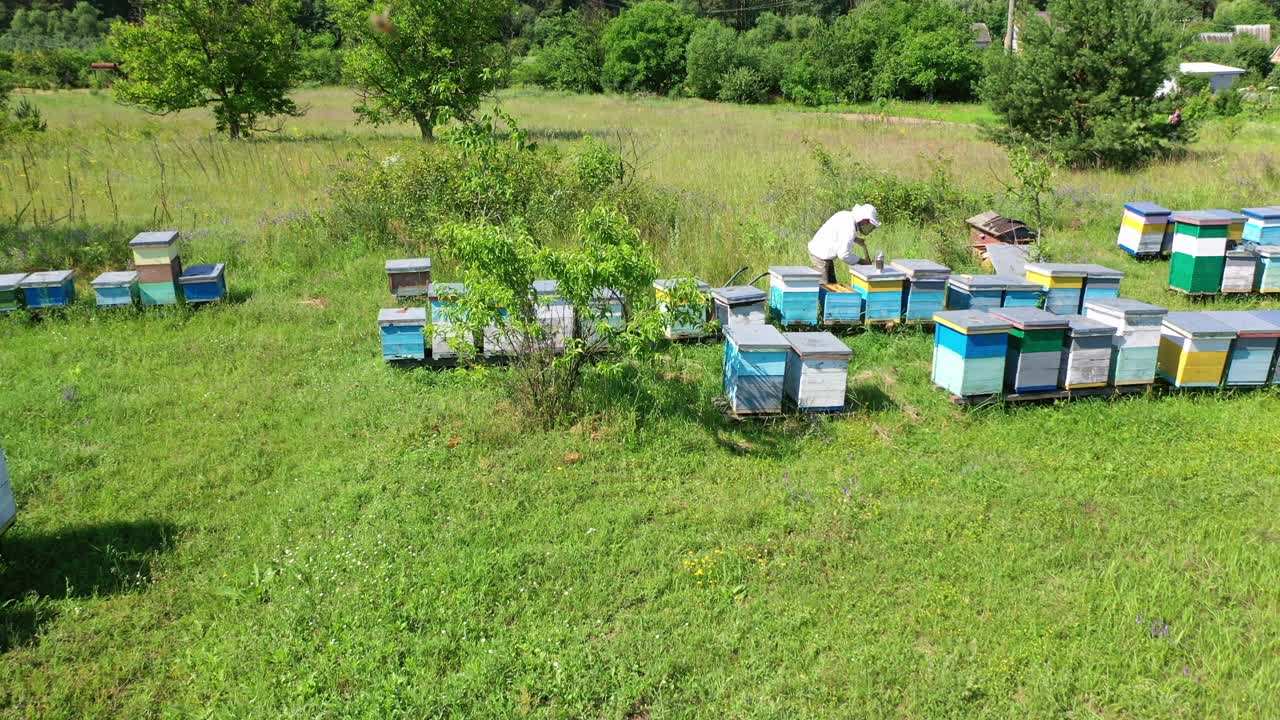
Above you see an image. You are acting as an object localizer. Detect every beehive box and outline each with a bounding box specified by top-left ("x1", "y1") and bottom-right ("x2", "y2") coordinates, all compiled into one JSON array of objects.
[
  {"x1": 819, "y1": 284, "x2": 863, "y2": 326},
  {"x1": 992, "y1": 307, "x2": 1068, "y2": 392},
  {"x1": 429, "y1": 283, "x2": 472, "y2": 360},
  {"x1": 1209, "y1": 311, "x2": 1280, "y2": 386},
  {"x1": 139, "y1": 280, "x2": 181, "y2": 306},
  {"x1": 1168, "y1": 212, "x2": 1230, "y2": 295},
  {"x1": 1025, "y1": 263, "x2": 1086, "y2": 315},
  {"x1": 1256, "y1": 245, "x2": 1280, "y2": 293},
  {"x1": 581, "y1": 288, "x2": 626, "y2": 349},
  {"x1": 91, "y1": 271, "x2": 139, "y2": 307},
  {"x1": 1084, "y1": 298, "x2": 1168, "y2": 386},
  {"x1": 891, "y1": 259, "x2": 950, "y2": 321},
  {"x1": 1058, "y1": 315, "x2": 1117, "y2": 389},
  {"x1": 994, "y1": 275, "x2": 1042, "y2": 308},
  {"x1": 1242, "y1": 206, "x2": 1280, "y2": 245},
  {"x1": 783, "y1": 332, "x2": 852, "y2": 412},
  {"x1": 534, "y1": 280, "x2": 575, "y2": 351},
  {"x1": 378, "y1": 307, "x2": 427, "y2": 361},
  {"x1": 1221, "y1": 246, "x2": 1259, "y2": 293},
  {"x1": 849, "y1": 265, "x2": 905, "y2": 325},
  {"x1": 0, "y1": 447, "x2": 14, "y2": 536},
  {"x1": 1075, "y1": 264, "x2": 1125, "y2": 310},
  {"x1": 946, "y1": 275, "x2": 1004, "y2": 311},
  {"x1": 654, "y1": 278, "x2": 711, "y2": 340},
  {"x1": 385, "y1": 258, "x2": 432, "y2": 299},
  {"x1": 0, "y1": 273, "x2": 28, "y2": 312},
  {"x1": 723, "y1": 324, "x2": 790, "y2": 414},
  {"x1": 130, "y1": 230, "x2": 180, "y2": 266},
  {"x1": 1207, "y1": 209, "x2": 1246, "y2": 243},
  {"x1": 712, "y1": 285, "x2": 766, "y2": 329},
  {"x1": 178, "y1": 264, "x2": 226, "y2": 304},
  {"x1": 768, "y1": 266, "x2": 822, "y2": 326},
  {"x1": 931, "y1": 310, "x2": 1012, "y2": 398},
  {"x1": 1253, "y1": 310, "x2": 1280, "y2": 384},
  {"x1": 482, "y1": 308, "x2": 515, "y2": 359},
  {"x1": 1157, "y1": 312, "x2": 1234, "y2": 388},
  {"x1": 1117, "y1": 202, "x2": 1171, "y2": 257},
  {"x1": 19, "y1": 270, "x2": 76, "y2": 309}
]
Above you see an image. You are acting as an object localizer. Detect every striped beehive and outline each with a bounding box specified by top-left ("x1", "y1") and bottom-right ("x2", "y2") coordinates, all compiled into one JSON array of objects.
[
  {"x1": 1255, "y1": 245, "x2": 1280, "y2": 293},
  {"x1": 1253, "y1": 310, "x2": 1280, "y2": 384},
  {"x1": 0, "y1": 447, "x2": 13, "y2": 537},
  {"x1": 1157, "y1": 312, "x2": 1234, "y2": 388},
  {"x1": 849, "y1": 264, "x2": 906, "y2": 325},
  {"x1": 819, "y1": 283, "x2": 863, "y2": 326},
  {"x1": 783, "y1": 332, "x2": 852, "y2": 412},
  {"x1": 712, "y1": 285, "x2": 767, "y2": 329},
  {"x1": 1168, "y1": 212, "x2": 1230, "y2": 295},
  {"x1": 534, "y1": 279, "x2": 574, "y2": 351},
  {"x1": 385, "y1": 258, "x2": 432, "y2": 300},
  {"x1": 1084, "y1": 298, "x2": 1167, "y2": 386},
  {"x1": 1058, "y1": 315, "x2": 1117, "y2": 389},
  {"x1": 1210, "y1": 311, "x2": 1280, "y2": 386},
  {"x1": 1207, "y1": 209, "x2": 1246, "y2": 243},
  {"x1": 378, "y1": 307, "x2": 427, "y2": 362},
  {"x1": 992, "y1": 307, "x2": 1068, "y2": 392},
  {"x1": 931, "y1": 310, "x2": 1012, "y2": 398},
  {"x1": 19, "y1": 270, "x2": 76, "y2": 309},
  {"x1": 0, "y1": 273, "x2": 28, "y2": 312},
  {"x1": 1221, "y1": 245, "x2": 1259, "y2": 293},
  {"x1": 946, "y1": 274, "x2": 1005, "y2": 311},
  {"x1": 581, "y1": 288, "x2": 626, "y2": 349},
  {"x1": 891, "y1": 259, "x2": 950, "y2": 322},
  {"x1": 768, "y1": 266, "x2": 822, "y2": 327},
  {"x1": 655, "y1": 278, "x2": 711, "y2": 340},
  {"x1": 1025, "y1": 263, "x2": 1086, "y2": 315},
  {"x1": 429, "y1": 282, "x2": 471, "y2": 360},
  {"x1": 91, "y1": 271, "x2": 139, "y2": 308},
  {"x1": 1117, "y1": 202, "x2": 1171, "y2": 257},
  {"x1": 723, "y1": 324, "x2": 790, "y2": 414},
  {"x1": 178, "y1": 264, "x2": 227, "y2": 304},
  {"x1": 130, "y1": 231, "x2": 183, "y2": 306},
  {"x1": 995, "y1": 275, "x2": 1042, "y2": 308},
  {"x1": 1242, "y1": 206, "x2": 1280, "y2": 245}
]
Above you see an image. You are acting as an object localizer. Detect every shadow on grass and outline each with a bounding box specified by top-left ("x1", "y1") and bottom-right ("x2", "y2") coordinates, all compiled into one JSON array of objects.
[
  {"x1": 0, "y1": 520, "x2": 177, "y2": 651},
  {"x1": 846, "y1": 382, "x2": 897, "y2": 413}
]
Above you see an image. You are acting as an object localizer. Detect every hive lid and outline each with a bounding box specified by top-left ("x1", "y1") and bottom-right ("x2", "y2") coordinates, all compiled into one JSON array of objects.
[
  {"x1": 0, "y1": 273, "x2": 28, "y2": 291},
  {"x1": 1063, "y1": 314, "x2": 1116, "y2": 337},
  {"x1": 592, "y1": 287, "x2": 622, "y2": 302},
  {"x1": 1249, "y1": 310, "x2": 1280, "y2": 330},
  {"x1": 92, "y1": 270, "x2": 139, "y2": 287},
  {"x1": 378, "y1": 307, "x2": 427, "y2": 325},
  {"x1": 178, "y1": 263, "x2": 225, "y2": 283},
  {"x1": 993, "y1": 274, "x2": 1040, "y2": 292},
  {"x1": 533, "y1": 279, "x2": 559, "y2": 296},
  {"x1": 1226, "y1": 245, "x2": 1258, "y2": 258},
  {"x1": 1205, "y1": 209, "x2": 1246, "y2": 224},
  {"x1": 933, "y1": 310, "x2": 1012, "y2": 333},
  {"x1": 1254, "y1": 244, "x2": 1280, "y2": 257},
  {"x1": 1124, "y1": 201, "x2": 1171, "y2": 216},
  {"x1": 1083, "y1": 298, "x2": 1168, "y2": 317},
  {"x1": 949, "y1": 274, "x2": 1005, "y2": 290},
  {"x1": 1206, "y1": 311, "x2": 1280, "y2": 336},
  {"x1": 386, "y1": 257, "x2": 431, "y2": 273},
  {"x1": 20, "y1": 270, "x2": 74, "y2": 287},
  {"x1": 849, "y1": 265, "x2": 905, "y2": 282},
  {"x1": 784, "y1": 331, "x2": 852, "y2": 358},
  {"x1": 768, "y1": 265, "x2": 823, "y2": 281},
  {"x1": 712, "y1": 285, "x2": 766, "y2": 304},
  {"x1": 129, "y1": 230, "x2": 180, "y2": 247},
  {"x1": 1242, "y1": 206, "x2": 1280, "y2": 220},
  {"x1": 1170, "y1": 211, "x2": 1232, "y2": 226},
  {"x1": 724, "y1": 324, "x2": 789, "y2": 350},
  {"x1": 992, "y1": 306, "x2": 1069, "y2": 330},
  {"x1": 432, "y1": 282, "x2": 467, "y2": 299},
  {"x1": 889, "y1": 259, "x2": 950, "y2": 277},
  {"x1": 1163, "y1": 311, "x2": 1236, "y2": 339},
  {"x1": 1071, "y1": 264, "x2": 1125, "y2": 280},
  {"x1": 1025, "y1": 263, "x2": 1087, "y2": 278},
  {"x1": 654, "y1": 278, "x2": 710, "y2": 292}
]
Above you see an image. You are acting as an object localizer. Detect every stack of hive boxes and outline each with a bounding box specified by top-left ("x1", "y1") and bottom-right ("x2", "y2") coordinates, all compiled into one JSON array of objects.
[
  {"x1": 931, "y1": 310, "x2": 1011, "y2": 398},
  {"x1": 1213, "y1": 311, "x2": 1280, "y2": 386},
  {"x1": 1058, "y1": 315, "x2": 1117, "y2": 389},
  {"x1": 891, "y1": 259, "x2": 950, "y2": 322},
  {"x1": 178, "y1": 264, "x2": 227, "y2": 304},
  {"x1": 1025, "y1": 263, "x2": 1086, "y2": 315},
  {"x1": 1168, "y1": 212, "x2": 1229, "y2": 295},
  {"x1": 783, "y1": 332, "x2": 852, "y2": 412},
  {"x1": 1077, "y1": 265, "x2": 1124, "y2": 309},
  {"x1": 1255, "y1": 245, "x2": 1280, "y2": 292},
  {"x1": 1117, "y1": 202, "x2": 1171, "y2": 257},
  {"x1": 0, "y1": 273, "x2": 27, "y2": 312},
  {"x1": 1221, "y1": 246, "x2": 1259, "y2": 293},
  {"x1": 711, "y1": 286, "x2": 766, "y2": 329},
  {"x1": 429, "y1": 283, "x2": 469, "y2": 360},
  {"x1": 849, "y1": 265, "x2": 905, "y2": 325},
  {"x1": 1157, "y1": 312, "x2": 1235, "y2": 388},
  {"x1": 582, "y1": 288, "x2": 626, "y2": 350},
  {"x1": 19, "y1": 271, "x2": 76, "y2": 309},
  {"x1": 1209, "y1": 209, "x2": 1246, "y2": 244},
  {"x1": 91, "y1": 271, "x2": 139, "y2": 308},
  {"x1": 0, "y1": 447, "x2": 13, "y2": 537},
  {"x1": 655, "y1": 278, "x2": 711, "y2": 340},
  {"x1": 534, "y1": 280, "x2": 574, "y2": 351},
  {"x1": 385, "y1": 258, "x2": 432, "y2": 300},
  {"x1": 378, "y1": 307, "x2": 427, "y2": 362},
  {"x1": 131, "y1": 231, "x2": 182, "y2": 305},
  {"x1": 767, "y1": 266, "x2": 822, "y2": 327},
  {"x1": 993, "y1": 307, "x2": 1068, "y2": 393},
  {"x1": 1084, "y1": 299, "x2": 1167, "y2": 386},
  {"x1": 819, "y1": 284, "x2": 863, "y2": 326},
  {"x1": 946, "y1": 275, "x2": 1004, "y2": 311},
  {"x1": 723, "y1": 325, "x2": 790, "y2": 414},
  {"x1": 996, "y1": 275, "x2": 1042, "y2": 308},
  {"x1": 1242, "y1": 206, "x2": 1280, "y2": 244}
]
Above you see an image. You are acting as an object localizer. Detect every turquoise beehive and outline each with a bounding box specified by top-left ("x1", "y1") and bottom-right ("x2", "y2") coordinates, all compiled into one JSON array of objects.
[
  {"x1": 378, "y1": 307, "x2": 427, "y2": 362},
  {"x1": 723, "y1": 324, "x2": 790, "y2": 414},
  {"x1": 1210, "y1": 311, "x2": 1280, "y2": 386},
  {"x1": 931, "y1": 310, "x2": 1012, "y2": 398},
  {"x1": 768, "y1": 266, "x2": 822, "y2": 326},
  {"x1": 91, "y1": 271, "x2": 139, "y2": 308},
  {"x1": 891, "y1": 259, "x2": 950, "y2": 322},
  {"x1": 946, "y1": 275, "x2": 1004, "y2": 311}
]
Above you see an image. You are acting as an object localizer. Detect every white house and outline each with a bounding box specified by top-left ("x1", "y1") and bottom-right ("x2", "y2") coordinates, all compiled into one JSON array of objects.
[{"x1": 1179, "y1": 62, "x2": 1248, "y2": 94}]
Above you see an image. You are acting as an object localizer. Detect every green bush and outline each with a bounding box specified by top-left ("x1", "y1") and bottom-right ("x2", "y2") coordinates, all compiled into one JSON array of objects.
[
  {"x1": 1213, "y1": 0, "x2": 1276, "y2": 27},
  {"x1": 717, "y1": 66, "x2": 768, "y2": 104},
  {"x1": 684, "y1": 20, "x2": 738, "y2": 99},
  {"x1": 11, "y1": 48, "x2": 93, "y2": 88},
  {"x1": 519, "y1": 10, "x2": 604, "y2": 93},
  {"x1": 299, "y1": 33, "x2": 342, "y2": 86},
  {"x1": 602, "y1": 1, "x2": 696, "y2": 94}
]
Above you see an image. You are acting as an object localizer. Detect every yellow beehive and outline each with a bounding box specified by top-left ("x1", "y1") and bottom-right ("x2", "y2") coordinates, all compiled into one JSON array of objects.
[
  {"x1": 130, "y1": 230, "x2": 181, "y2": 266},
  {"x1": 1156, "y1": 312, "x2": 1234, "y2": 388}
]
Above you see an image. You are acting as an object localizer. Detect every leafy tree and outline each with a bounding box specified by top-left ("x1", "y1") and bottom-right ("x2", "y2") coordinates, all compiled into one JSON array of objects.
[
  {"x1": 108, "y1": 0, "x2": 303, "y2": 139},
  {"x1": 333, "y1": 0, "x2": 513, "y2": 140},
  {"x1": 1213, "y1": 0, "x2": 1277, "y2": 26},
  {"x1": 602, "y1": 1, "x2": 696, "y2": 94},
  {"x1": 684, "y1": 19, "x2": 738, "y2": 99},
  {"x1": 518, "y1": 8, "x2": 604, "y2": 93},
  {"x1": 983, "y1": 0, "x2": 1184, "y2": 168}
]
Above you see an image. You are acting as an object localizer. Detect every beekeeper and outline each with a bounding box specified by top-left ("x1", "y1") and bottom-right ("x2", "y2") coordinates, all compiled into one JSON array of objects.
[{"x1": 807, "y1": 204, "x2": 881, "y2": 284}]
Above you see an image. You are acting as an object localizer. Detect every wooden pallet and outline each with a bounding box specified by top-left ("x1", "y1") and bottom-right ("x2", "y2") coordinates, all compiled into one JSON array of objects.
[
  {"x1": 950, "y1": 384, "x2": 1150, "y2": 406},
  {"x1": 713, "y1": 397, "x2": 853, "y2": 422}
]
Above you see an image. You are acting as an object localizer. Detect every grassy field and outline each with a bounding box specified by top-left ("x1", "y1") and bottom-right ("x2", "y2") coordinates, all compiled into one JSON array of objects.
[{"x1": 1, "y1": 87, "x2": 1279, "y2": 718}]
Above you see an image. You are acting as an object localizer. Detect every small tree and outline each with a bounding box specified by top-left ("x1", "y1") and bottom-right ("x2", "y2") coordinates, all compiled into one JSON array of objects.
[
  {"x1": 997, "y1": 146, "x2": 1057, "y2": 261},
  {"x1": 333, "y1": 0, "x2": 513, "y2": 140},
  {"x1": 1213, "y1": 0, "x2": 1277, "y2": 27},
  {"x1": 602, "y1": 1, "x2": 696, "y2": 94},
  {"x1": 685, "y1": 19, "x2": 739, "y2": 99},
  {"x1": 518, "y1": 9, "x2": 605, "y2": 93},
  {"x1": 108, "y1": 0, "x2": 303, "y2": 139}
]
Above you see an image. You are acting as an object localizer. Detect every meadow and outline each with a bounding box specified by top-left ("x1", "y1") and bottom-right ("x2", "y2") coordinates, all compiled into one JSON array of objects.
[{"x1": 0, "y1": 87, "x2": 1278, "y2": 718}]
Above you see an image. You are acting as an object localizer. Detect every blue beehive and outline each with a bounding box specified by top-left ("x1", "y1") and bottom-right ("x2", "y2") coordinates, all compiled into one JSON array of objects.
[
  {"x1": 1025, "y1": 263, "x2": 1086, "y2": 315},
  {"x1": 178, "y1": 264, "x2": 227, "y2": 304},
  {"x1": 1076, "y1": 264, "x2": 1125, "y2": 311},
  {"x1": 1210, "y1": 311, "x2": 1280, "y2": 386},
  {"x1": 378, "y1": 307, "x2": 427, "y2": 362},
  {"x1": 931, "y1": 310, "x2": 1012, "y2": 398},
  {"x1": 849, "y1": 264, "x2": 905, "y2": 325},
  {"x1": 819, "y1": 284, "x2": 863, "y2": 326},
  {"x1": 430, "y1": 282, "x2": 472, "y2": 360},
  {"x1": 723, "y1": 324, "x2": 790, "y2": 414},
  {"x1": 1256, "y1": 245, "x2": 1280, "y2": 293},
  {"x1": 891, "y1": 259, "x2": 950, "y2": 322},
  {"x1": 0, "y1": 273, "x2": 28, "y2": 312},
  {"x1": 995, "y1": 275, "x2": 1042, "y2": 308},
  {"x1": 768, "y1": 266, "x2": 822, "y2": 326},
  {"x1": 0, "y1": 447, "x2": 14, "y2": 537},
  {"x1": 19, "y1": 270, "x2": 76, "y2": 309},
  {"x1": 91, "y1": 271, "x2": 139, "y2": 308},
  {"x1": 946, "y1": 275, "x2": 1004, "y2": 311},
  {"x1": 1253, "y1": 310, "x2": 1280, "y2": 384},
  {"x1": 1243, "y1": 206, "x2": 1280, "y2": 244}
]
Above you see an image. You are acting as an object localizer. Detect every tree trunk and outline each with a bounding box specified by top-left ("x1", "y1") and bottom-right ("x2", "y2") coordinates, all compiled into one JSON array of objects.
[
  {"x1": 228, "y1": 117, "x2": 242, "y2": 140},
  {"x1": 416, "y1": 116, "x2": 435, "y2": 141}
]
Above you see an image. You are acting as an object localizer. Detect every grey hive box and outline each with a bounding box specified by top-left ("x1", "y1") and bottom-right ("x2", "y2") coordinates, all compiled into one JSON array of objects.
[
  {"x1": 1209, "y1": 310, "x2": 1280, "y2": 386},
  {"x1": 1222, "y1": 245, "x2": 1259, "y2": 294},
  {"x1": 1058, "y1": 315, "x2": 1117, "y2": 389},
  {"x1": 783, "y1": 332, "x2": 853, "y2": 412},
  {"x1": 534, "y1": 279, "x2": 574, "y2": 352},
  {"x1": 581, "y1": 288, "x2": 625, "y2": 350},
  {"x1": 385, "y1": 258, "x2": 432, "y2": 299},
  {"x1": 0, "y1": 273, "x2": 29, "y2": 312},
  {"x1": 1084, "y1": 298, "x2": 1168, "y2": 386},
  {"x1": 712, "y1": 285, "x2": 767, "y2": 329},
  {"x1": 723, "y1": 324, "x2": 790, "y2": 414},
  {"x1": 1, "y1": 447, "x2": 14, "y2": 536}
]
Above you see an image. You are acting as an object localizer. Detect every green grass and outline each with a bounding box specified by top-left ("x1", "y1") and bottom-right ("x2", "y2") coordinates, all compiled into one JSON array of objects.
[{"x1": 2, "y1": 87, "x2": 1279, "y2": 718}]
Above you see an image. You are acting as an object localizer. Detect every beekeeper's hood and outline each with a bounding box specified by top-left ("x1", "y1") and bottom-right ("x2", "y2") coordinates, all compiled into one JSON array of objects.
[{"x1": 852, "y1": 204, "x2": 881, "y2": 228}]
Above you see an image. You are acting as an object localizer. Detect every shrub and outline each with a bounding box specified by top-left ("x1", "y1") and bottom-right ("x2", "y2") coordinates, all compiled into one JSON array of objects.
[
  {"x1": 685, "y1": 20, "x2": 738, "y2": 99},
  {"x1": 11, "y1": 48, "x2": 91, "y2": 88},
  {"x1": 1213, "y1": 0, "x2": 1276, "y2": 27},
  {"x1": 12, "y1": 96, "x2": 45, "y2": 132},
  {"x1": 520, "y1": 10, "x2": 604, "y2": 93},
  {"x1": 717, "y1": 66, "x2": 768, "y2": 104},
  {"x1": 299, "y1": 33, "x2": 343, "y2": 86},
  {"x1": 602, "y1": 1, "x2": 696, "y2": 94}
]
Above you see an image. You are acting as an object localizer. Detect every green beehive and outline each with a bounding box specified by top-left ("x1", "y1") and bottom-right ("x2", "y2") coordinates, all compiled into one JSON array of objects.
[{"x1": 0, "y1": 273, "x2": 28, "y2": 312}]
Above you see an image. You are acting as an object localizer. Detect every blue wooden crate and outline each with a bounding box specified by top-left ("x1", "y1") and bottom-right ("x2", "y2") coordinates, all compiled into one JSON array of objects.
[
  {"x1": 178, "y1": 264, "x2": 227, "y2": 304},
  {"x1": 1243, "y1": 207, "x2": 1280, "y2": 244},
  {"x1": 91, "y1": 271, "x2": 139, "y2": 308},
  {"x1": 768, "y1": 266, "x2": 822, "y2": 326},
  {"x1": 819, "y1": 284, "x2": 863, "y2": 325},
  {"x1": 1210, "y1": 311, "x2": 1280, "y2": 386},
  {"x1": 723, "y1": 324, "x2": 790, "y2": 414},
  {"x1": 946, "y1": 275, "x2": 1003, "y2": 311},
  {"x1": 18, "y1": 270, "x2": 76, "y2": 309},
  {"x1": 995, "y1": 275, "x2": 1042, "y2": 308},
  {"x1": 891, "y1": 260, "x2": 950, "y2": 322},
  {"x1": 378, "y1": 307, "x2": 427, "y2": 361},
  {"x1": 932, "y1": 310, "x2": 1012, "y2": 397}
]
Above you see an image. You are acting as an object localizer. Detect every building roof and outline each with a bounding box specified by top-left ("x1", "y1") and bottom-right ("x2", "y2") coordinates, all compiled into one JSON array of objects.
[
  {"x1": 1234, "y1": 24, "x2": 1272, "y2": 44},
  {"x1": 1197, "y1": 32, "x2": 1236, "y2": 45},
  {"x1": 1179, "y1": 62, "x2": 1247, "y2": 75}
]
